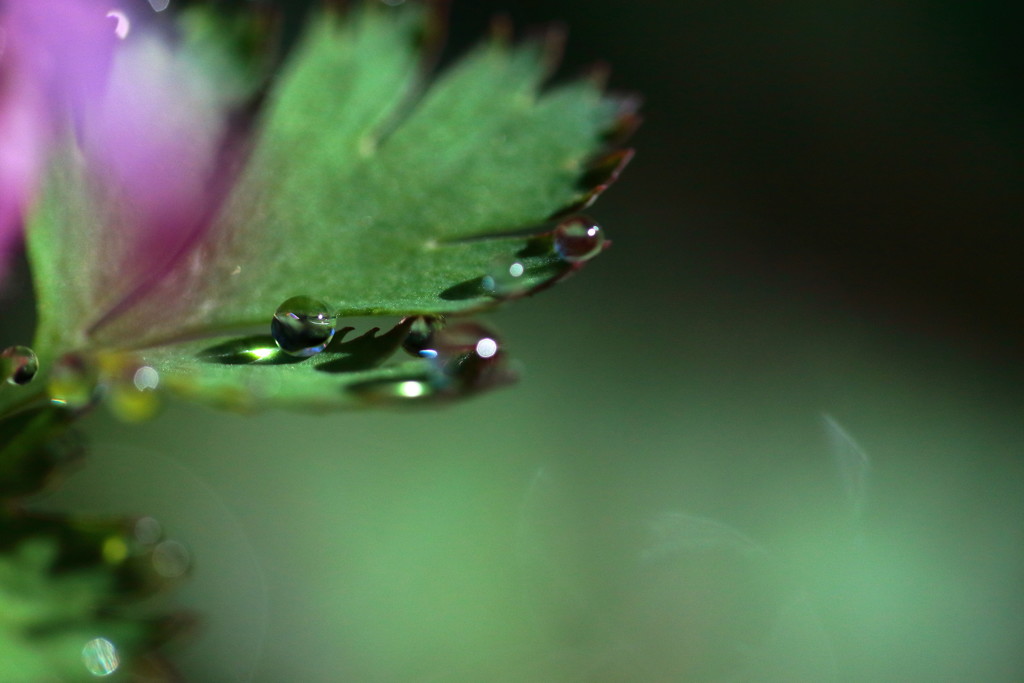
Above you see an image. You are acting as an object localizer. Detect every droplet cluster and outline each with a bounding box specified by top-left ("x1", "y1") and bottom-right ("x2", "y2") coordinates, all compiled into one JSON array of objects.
[{"x1": 411, "y1": 320, "x2": 509, "y2": 388}]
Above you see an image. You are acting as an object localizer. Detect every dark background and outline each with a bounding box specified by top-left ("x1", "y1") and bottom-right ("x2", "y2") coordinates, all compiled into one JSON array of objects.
[{"x1": 448, "y1": 0, "x2": 1024, "y2": 361}]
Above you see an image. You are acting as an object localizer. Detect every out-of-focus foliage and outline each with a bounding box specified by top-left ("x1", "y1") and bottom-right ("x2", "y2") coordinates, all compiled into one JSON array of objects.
[{"x1": 0, "y1": 513, "x2": 190, "y2": 682}]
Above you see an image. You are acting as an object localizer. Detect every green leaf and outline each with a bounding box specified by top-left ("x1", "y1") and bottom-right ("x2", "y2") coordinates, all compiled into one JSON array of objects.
[
  {"x1": 0, "y1": 406, "x2": 81, "y2": 499},
  {"x1": 24, "y1": 2, "x2": 633, "y2": 412},
  {"x1": 0, "y1": 515, "x2": 189, "y2": 680}
]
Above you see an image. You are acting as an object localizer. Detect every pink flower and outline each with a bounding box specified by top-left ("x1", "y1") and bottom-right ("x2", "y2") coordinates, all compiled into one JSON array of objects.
[
  {"x1": 0, "y1": 1, "x2": 232, "y2": 295},
  {"x1": 0, "y1": 44, "x2": 44, "y2": 277},
  {"x1": 0, "y1": 0, "x2": 116, "y2": 281},
  {"x1": 79, "y1": 28, "x2": 241, "y2": 327}
]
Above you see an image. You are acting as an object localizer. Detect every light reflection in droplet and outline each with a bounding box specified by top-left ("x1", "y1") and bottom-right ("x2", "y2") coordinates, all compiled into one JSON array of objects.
[
  {"x1": 152, "y1": 539, "x2": 190, "y2": 578},
  {"x1": 106, "y1": 10, "x2": 130, "y2": 40},
  {"x1": 246, "y1": 347, "x2": 277, "y2": 362},
  {"x1": 82, "y1": 637, "x2": 119, "y2": 676},
  {"x1": 132, "y1": 366, "x2": 160, "y2": 391},
  {"x1": 147, "y1": 0, "x2": 171, "y2": 11},
  {"x1": 475, "y1": 338, "x2": 498, "y2": 359},
  {"x1": 398, "y1": 380, "x2": 427, "y2": 398}
]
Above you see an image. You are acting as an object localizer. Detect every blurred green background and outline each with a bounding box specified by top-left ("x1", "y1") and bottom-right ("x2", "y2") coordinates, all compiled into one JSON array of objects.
[{"x1": 5, "y1": 0, "x2": 1024, "y2": 680}]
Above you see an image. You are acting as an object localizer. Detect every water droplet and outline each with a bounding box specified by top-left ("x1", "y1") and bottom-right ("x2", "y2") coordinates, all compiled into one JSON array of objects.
[
  {"x1": 271, "y1": 296, "x2": 337, "y2": 357},
  {"x1": 401, "y1": 317, "x2": 443, "y2": 359},
  {"x1": 428, "y1": 322, "x2": 512, "y2": 392},
  {"x1": 152, "y1": 539, "x2": 190, "y2": 578},
  {"x1": 353, "y1": 321, "x2": 513, "y2": 402},
  {"x1": 49, "y1": 354, "x2": 98, "y2": 409},
  {"x1": 1, "y1": 346, "x2": 38, "y2": 385},
  {"x1": 553, "y1": 215, "x2": 605, "y2": 263},
  {"x1": 147, "y1": 0, "x2": 171, "y2": 12},
  {"x1": 82, "y1": 637, "x2": 119, "y2": 676},
  {"x1": 481, "y1": 258, "x2": 528, "y2": 296},
  {"x1": 427, "y1": 322, "x2": 501, "y2": 358}
]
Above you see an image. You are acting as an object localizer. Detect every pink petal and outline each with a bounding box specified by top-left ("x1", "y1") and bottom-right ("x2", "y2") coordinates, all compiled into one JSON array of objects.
[
  {"x1": 0, "y1": 0, "x2": 117, "y2": 281},
  {"x1": 79, "y1": 32, "x2": 239, "y2": 328},
  {"x1": 0, "y1": 60, "x2": 44, "y2": 279},
  {"x1": 5, "y1": 0, "x2": 116, "y2": 115},
  {"x1": 2, "y1": 1, "x2": 238, "y2": 316},
  {"x1": 86, "y1": 35, "x2": 230, "y2": 259}
]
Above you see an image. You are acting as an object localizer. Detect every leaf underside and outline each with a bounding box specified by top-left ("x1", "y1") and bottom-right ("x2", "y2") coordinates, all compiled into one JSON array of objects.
[
  {"x1": 24, "y1": 2, "x2": 634, "y2": 411},
  {"x1": 135, "y1": 320, "x2": 452, "y2": 412}
]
